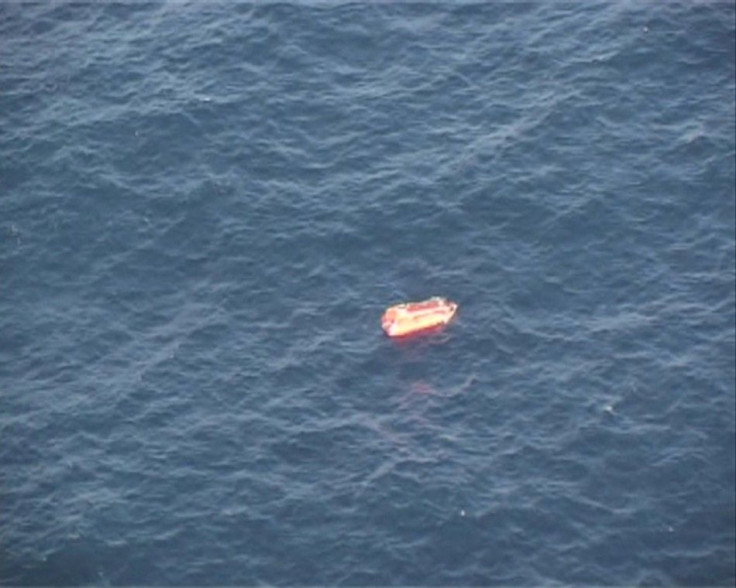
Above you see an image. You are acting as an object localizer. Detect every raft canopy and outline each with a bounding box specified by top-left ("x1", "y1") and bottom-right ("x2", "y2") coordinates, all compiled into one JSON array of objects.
[{"x1": 381, "y1": 296, "x2": 458, "y2": 337}]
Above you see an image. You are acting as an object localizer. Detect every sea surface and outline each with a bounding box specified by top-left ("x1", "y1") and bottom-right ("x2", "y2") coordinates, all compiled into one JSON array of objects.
[{"x1": 1, "y1": 2, "x2": 734, "y2": 586}]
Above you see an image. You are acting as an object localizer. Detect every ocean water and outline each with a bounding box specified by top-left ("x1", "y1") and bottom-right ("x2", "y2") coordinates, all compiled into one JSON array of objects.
[{"x1": 1, "y1": 2, "x2": 734, "y2": 586}]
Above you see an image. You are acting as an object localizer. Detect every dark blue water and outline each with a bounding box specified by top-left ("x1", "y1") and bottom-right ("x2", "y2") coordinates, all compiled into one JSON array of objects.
[{"x1": 2, "y1": 3, "x2": 734, "y2": 586}]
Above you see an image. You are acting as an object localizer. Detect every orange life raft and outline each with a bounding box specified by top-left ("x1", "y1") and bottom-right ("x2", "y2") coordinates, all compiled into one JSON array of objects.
[{"x1": 381, "y1": 297, "x2": 458, "y2": 337}]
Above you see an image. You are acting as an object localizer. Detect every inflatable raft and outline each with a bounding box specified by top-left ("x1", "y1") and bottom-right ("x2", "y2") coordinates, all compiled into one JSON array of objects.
[{"x1": 381, "y1": 297, "x2": 458, "y2": 338}]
